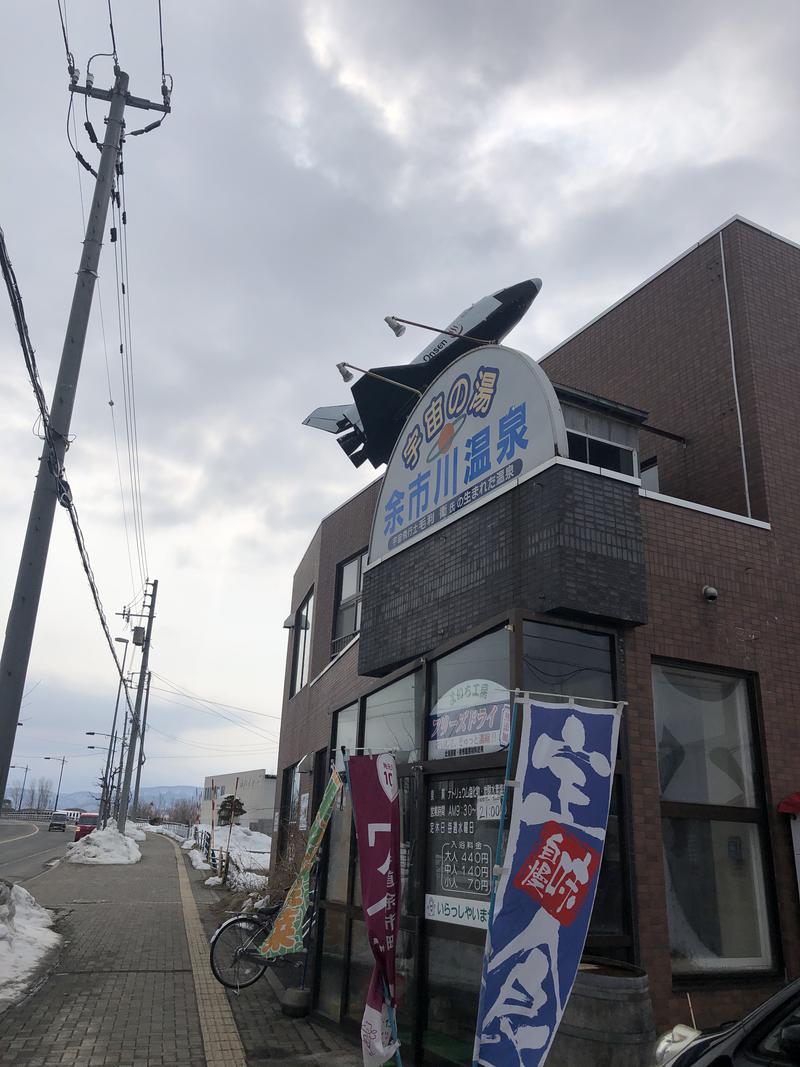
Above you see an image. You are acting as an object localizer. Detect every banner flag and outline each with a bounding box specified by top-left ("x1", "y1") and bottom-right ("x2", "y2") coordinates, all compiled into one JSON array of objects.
[
  {"x1": 257, "y1": 767, "x2": 343, "y2": 959},
  {"x1": 348, "y1": 754, "x2": 402, "y2": 1067},
  {"x1": 473, "y1": 698, "x2": 622, "y2": 1067}
]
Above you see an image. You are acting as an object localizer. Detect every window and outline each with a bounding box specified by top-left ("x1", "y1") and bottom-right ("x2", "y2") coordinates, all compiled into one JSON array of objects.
[
  {"x1": 567, "y1": 430, "x2": 635, "y2": 476},
  {"x1": 277, "y1": 761, "x2": 302, "y2": 858},
  {"x1": 332, "y1": 550, "x2": 368, "y2": 657},
  {"x1": 290, "y1": 589, "x2": 314, "y2": 696},
  {"x1": 429, "y1": 629, "x2": 510, "y2": 760},
  {"x1": 364, "y1": 672, "x2": 422, "y2": 763},
  {"x1": 523, "y1": 621, "x2": 614, "y2": 701},
  {"x1": 653, "y1": 664, "x2": 774, "y2": 974},
  {"x1": 640, "y1": 456, "x2": 659, "y2": 492}
]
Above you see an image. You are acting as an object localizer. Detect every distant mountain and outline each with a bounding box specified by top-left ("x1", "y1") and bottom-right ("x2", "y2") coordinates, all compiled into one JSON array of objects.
[{"x1": 59, "y1": 784, "x2": 200, "y2": 811}]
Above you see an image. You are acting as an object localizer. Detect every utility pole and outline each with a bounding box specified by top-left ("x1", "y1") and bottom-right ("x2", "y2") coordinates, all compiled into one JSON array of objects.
[
  {"x1": 117, "y1": 580, "x2": 157, "y2": 833},
  {"x1": 113, "y1": 675, "x2": 132, "y2": 820},
  {"x1": 100, "y1": 637, "x2": 128, "y2": 825},
  {"x1": 44, "y1": 755, "x2": 67, "y2": 811},
  {"x1": 9, "y1": 763, "x2": 29, "y2": 810},
  {"x1": 132, "y1": 670, "x2": 151, "y2": 816},
  {"x1": 0, "y1": 69, "x2": 169, "y2": 806}
]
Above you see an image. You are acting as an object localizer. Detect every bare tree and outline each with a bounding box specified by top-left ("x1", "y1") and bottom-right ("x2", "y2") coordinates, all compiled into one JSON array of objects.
[
  {"x1": 169, "y1": 798, "x2": 194, "y2": 825},
  {"x1": 34, "y1": 777, "x2": 54, "y2": 810},
  {"x1": 7, "y1": 779, "x2": 24, "y2": 810}
]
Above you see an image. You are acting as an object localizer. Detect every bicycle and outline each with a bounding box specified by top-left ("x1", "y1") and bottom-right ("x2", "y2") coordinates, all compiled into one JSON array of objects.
[{"x1": 209, "y1": 902, "x2": 282, "y2": 990}]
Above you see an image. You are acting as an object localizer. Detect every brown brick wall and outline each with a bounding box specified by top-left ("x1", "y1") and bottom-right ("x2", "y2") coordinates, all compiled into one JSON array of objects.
[
  {"x1": 626, "y1": 497, "x2": 800, "y2": 1028},
  {"x1": 541, "y1": 221, "x2": 770, "y2": 521}
]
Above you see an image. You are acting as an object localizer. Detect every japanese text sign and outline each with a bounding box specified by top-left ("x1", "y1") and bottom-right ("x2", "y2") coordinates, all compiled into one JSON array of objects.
[
  {"x1": 473, "y1": 699, "x2": 621, "y2": 1067},
  {"x1": 369, "y1": 346, "x2": 568, "y2": 564},
  {"x1": 349, "y1": 754, "x2": 402, "y2": 1067}
]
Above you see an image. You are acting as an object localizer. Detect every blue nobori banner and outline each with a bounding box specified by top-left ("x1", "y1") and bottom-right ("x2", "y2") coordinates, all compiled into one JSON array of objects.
[
  {"x1": 368, "y1": 346, "x2": 568, "y2": 564},
  {"x1": 473, "y1": 697, "x2": 622, "y2": 1067}
]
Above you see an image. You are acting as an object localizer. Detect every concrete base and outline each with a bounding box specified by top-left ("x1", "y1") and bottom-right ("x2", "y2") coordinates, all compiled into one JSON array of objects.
[{"x1": 281, "y1": 986, "x2": 312, "y2": 1017}]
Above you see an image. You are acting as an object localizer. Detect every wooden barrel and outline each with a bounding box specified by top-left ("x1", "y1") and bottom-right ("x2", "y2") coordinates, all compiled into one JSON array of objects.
[{"x1": 547, "y1": 958, "x2": 657, "y2": 1067}]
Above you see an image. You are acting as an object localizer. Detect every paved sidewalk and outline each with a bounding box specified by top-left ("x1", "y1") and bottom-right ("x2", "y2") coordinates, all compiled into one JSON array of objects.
[
  {"x1": 0, "y1": 834, "x2": 204, "y2": 1066},
  {"x1": 0, "y1": 833, "x2": 362, "y2": 1066},
  {"x1": 182, "y1": 842, "x2": 362, "y2": 1066}
]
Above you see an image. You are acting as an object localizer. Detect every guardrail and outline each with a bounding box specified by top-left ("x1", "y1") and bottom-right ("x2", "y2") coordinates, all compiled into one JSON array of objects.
[{"x1": 0, "y1": 809, "x2": 58, "y2": 821}]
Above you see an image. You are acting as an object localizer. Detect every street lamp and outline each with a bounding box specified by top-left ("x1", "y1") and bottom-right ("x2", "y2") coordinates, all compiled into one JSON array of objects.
[
  {"x1": 9, "y1": 763, "x2": 29, "y2": 811},
  {"x1": 43, "y1": 756, "x2": 67, "y2": 812},
  {"x1": 335, "y1": 361, "x2": 422, "y2": 398}
]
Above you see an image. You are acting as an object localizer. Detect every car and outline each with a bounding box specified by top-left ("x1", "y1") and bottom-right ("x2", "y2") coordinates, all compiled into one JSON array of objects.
[
  {"x1": 654, "y1": 977, "x2": 800, "y2": 1065},
  {"x1": 74, "y1": 812, "x2": 99, "y2": 842},
  {"x1": 48, "y1": 811, "x2": 68, "y2": 831}
]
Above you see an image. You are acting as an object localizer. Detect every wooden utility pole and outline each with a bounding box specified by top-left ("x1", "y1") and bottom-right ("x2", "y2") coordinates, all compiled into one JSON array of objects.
[
  {"x1": 0, "y1": 70, "x2": 169, "y2": 806},
  {"x1": 117, "y1": 580, "x2": 157, "y2": 833}
]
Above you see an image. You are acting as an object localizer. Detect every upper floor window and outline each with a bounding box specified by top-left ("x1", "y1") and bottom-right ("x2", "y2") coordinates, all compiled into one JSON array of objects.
[
  {"x1": 640, "y1": 456, "x2": 659, "y2": 492},
  {"x1": 331, "y1": 549, "x2": 368, "y2": 658},
  {"x1": 290, "y1": 589, "x2": 314, "y2": 696},
  {"x1": 567, "y1": 430, "x2": 635, "y2": 476}
]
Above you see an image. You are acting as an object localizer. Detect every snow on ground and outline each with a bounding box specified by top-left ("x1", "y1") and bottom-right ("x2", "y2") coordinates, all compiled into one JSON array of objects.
[
  {"x1": 195, "y1": 823, "x2": 271, "y2": 870},
  {"x1": 186, "y1": 848, "x2": 211, "y2": 872},
  {"x1": 124, "y1": 824, "x2": 146, "y2": 842},
  {"x1": 65, "y1": 827, "x2": 141, "y2": 865},
  {"x1": 204, "y1": 876, "x2": 223, "y2": 887},
  {"x1": 142, "y1": 824, "x2": 186, "y2": 844},
  {"x1": 181, "y1": 838, "x2": 195, "y2": 850},
  {"x1": 0, "y1": 881, "x2": 60, "y2": 1006},
  {"x1": 228, "y1": 868, "x2": 268, "y2": 894}
]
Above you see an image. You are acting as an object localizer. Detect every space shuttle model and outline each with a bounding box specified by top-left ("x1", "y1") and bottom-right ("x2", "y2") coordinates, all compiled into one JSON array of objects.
[{"x1": 303, "y1": 278, "x2": 542, "y2": 468}]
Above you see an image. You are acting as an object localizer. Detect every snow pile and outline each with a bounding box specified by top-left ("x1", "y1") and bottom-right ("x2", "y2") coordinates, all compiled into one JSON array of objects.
[
  {"x1": 0, "y1": 881, "x2": 60, "y2": 1005},
  {"x1": 181, "y1": 837, "x2": 196, "y2": 850},
  {"x1": 65, "y1": 827, "x2": 141, "y2": 865},
  {"x1": 124, "y1": 824, "x2": 146, "y2": 842},
  {"x1": 186, "y1": 848, "x2": 211, "y2": 871},
  {"x1": 228, "y1": 868, "x2": 268, "y2": 894},
  {"x1": 195, "y1": 823, "x2": 271, "y2": 870},
  {"x1": 204, "y1": 876, "x2": 223, "y2": 887},
  {"x1": 144, "y1": 825, "x2": 189, "y2": 844}
]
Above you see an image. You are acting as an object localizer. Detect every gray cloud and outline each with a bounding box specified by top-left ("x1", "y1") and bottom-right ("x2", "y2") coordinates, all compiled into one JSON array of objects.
[{"x1": 2, "y1": 1, "x2": 800, "y2": 790}]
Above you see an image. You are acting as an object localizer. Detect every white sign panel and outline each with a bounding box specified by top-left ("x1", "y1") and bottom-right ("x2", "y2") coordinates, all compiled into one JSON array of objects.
[
  {"x1": 425, "y1": 893, "x2": 490, "y2": 929},
  {"x1": 429, "y1": 678, "x2": 511, "y2": 760},
  {"x1": 368, "y1": 345, "x2": 568, "y2": 564}
]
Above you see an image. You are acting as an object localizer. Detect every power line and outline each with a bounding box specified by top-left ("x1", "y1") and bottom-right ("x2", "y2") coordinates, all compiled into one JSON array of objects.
[
  {"x1": 150, "y1": 674, "x2": 282, "y2": 720},
  {"x1": 106, "y1": 0, "x2": 118, "y2": 64},
  {"x1": 117, "y1": 155, "x2": 150, "y2": 579},
  {"x1": 0, "y1": 226, "x2": 134, "y2": 724}
]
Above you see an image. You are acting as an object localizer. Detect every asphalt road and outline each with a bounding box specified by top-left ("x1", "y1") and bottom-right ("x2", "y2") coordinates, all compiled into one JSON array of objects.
[{"x1": 0, "y1": 820, "x2": 70, "y2": 884}]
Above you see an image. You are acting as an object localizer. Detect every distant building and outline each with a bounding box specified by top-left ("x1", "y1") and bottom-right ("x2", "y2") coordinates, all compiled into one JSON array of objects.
[
  {"x1": 200, "y1": 768, "x2": 276, "y2": 835},
  {"x1": 272, "y1": 217, "x2": 800, "y2": 1057}
]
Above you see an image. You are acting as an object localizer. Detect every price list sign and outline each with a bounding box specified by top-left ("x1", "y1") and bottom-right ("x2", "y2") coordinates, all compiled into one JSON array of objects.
[{"x1": 425, "y1": 776, "x2": 505, "y2": 929}]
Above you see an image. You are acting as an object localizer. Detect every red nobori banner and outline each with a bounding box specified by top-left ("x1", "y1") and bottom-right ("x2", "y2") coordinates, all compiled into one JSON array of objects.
[{"x1": 348, "y1": 754, "x2": 402, "y2": 1067}]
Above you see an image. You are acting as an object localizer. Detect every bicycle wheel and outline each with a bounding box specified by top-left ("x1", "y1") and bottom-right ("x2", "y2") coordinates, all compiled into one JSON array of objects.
[{"x1": 210, "y1": 916, "x2": 269, "y2": 989}]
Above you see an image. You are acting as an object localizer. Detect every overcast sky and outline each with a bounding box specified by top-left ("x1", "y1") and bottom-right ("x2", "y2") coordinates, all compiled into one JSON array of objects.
[{"x1": 2, "y1": 2, "x2": 799, "y2": 798}]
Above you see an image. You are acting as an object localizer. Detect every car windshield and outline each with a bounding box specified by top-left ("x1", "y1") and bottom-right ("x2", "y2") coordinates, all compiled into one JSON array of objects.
[
  {"x1": 78, "y1": 815, "x2": 98, "y2": 825},
  {"x1": 51, "y1": 814, "x2": 66, "y2": 820}
]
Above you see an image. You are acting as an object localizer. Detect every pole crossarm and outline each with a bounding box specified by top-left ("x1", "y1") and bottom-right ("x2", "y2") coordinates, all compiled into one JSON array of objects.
[{"x1": 69, "y1": 83, "x2": 171, "y2": 114}]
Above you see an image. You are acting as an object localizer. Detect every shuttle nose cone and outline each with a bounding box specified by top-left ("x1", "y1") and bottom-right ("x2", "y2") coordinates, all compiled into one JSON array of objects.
[{"x1": 496, "y1": 278, "x2": 542, "y2": 303}]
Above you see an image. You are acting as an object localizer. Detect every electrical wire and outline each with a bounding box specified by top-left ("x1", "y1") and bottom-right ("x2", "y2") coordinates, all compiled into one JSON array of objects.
[
  {"x1": 110, "y1": 192, "x2": 147, "y2": 588},
  {"x1": 0, "y1": 226, "x2": 135, "y2": 724},
  {"x1": 106, "y1": 0, "x2": 118, "y2": 64},
  {"x1": 68, "y1": 79, "x2": 139, "y2": 602},
  {"x1": 117, "y1": 155, "x2": 150, "y2": 579},
  {"x1": 151, "y1": 674, "x2": 282, "y2": 720}
]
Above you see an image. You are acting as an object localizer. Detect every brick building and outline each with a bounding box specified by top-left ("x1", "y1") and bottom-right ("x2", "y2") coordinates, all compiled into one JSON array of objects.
[{"x1": 271, "y1": 216, "x2": 800, "y2": 1064}]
